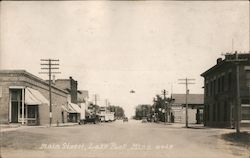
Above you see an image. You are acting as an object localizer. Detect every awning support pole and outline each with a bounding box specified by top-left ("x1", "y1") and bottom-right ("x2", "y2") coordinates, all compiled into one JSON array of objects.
[{"x1": 22, "y1": 88, "x2": 25, "y2": 125}]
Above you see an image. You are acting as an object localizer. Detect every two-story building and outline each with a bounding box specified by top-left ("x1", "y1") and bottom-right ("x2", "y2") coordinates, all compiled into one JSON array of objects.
[
  {"x1": 201, "y1": 52, "x2": 250, "y2": 128},
  {"x1": 55, "y1": 77, "x2": 81, "y2": 123}
]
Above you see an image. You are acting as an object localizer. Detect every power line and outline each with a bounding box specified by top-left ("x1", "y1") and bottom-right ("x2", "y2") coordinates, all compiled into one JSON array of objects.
[
  {"x1": 39, "y1": 59, "x2": 60, "y2": 127},
  {"x1": 178, "y1": 78, "x2": 195, "y2": 128}
]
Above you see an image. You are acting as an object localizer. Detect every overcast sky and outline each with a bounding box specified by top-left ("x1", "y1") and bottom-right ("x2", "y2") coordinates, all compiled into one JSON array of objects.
[{"x1": 0, "y1": 1, "x2": 249, "y2": 117}]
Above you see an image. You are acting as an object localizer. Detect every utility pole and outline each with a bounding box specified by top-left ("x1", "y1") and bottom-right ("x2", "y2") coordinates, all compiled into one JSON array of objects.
[
  {"x1": 162, "y1": 89, "x2": 168, "y2": 125},
  {"x1": 223, "y1": 51, "x2": 248, "y2": 134},
  {"x1": 40, "y1": 59, "x2": 60, "y2": 127},
  {"x1": 178, "y1": 78, "x2": 195, "y2": 128},
  {"x1": 105, "y1": 99, "x2": 108, "y2": 107},
  {"x1": 94, "y1": 94, "x2": 98, "y2": 106}
]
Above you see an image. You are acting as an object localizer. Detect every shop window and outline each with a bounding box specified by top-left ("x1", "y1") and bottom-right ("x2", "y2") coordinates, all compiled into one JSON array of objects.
[{"x1": 241, "y1": 105, "x2": 250, "y2": 120}]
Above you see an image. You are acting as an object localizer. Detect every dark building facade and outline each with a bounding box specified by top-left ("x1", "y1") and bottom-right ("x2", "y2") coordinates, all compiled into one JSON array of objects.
[
  {"x1": 55, "y1": 77, "x2": 80, "y2": 122},
  {"x1": 55, "y1": 77, "x2": 78, "y2": 104},
  {"x1": 201, "y1": 52, "x2": 250, "y2": 128}
]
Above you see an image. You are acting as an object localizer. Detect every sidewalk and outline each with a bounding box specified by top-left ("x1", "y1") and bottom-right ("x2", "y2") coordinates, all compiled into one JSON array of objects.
[
  {"x1": 0, "y1": 122, "x2": 79, "y2": 132},
  {"x1": 155, "y1": 121, "x2": 206, "y2": 128}
]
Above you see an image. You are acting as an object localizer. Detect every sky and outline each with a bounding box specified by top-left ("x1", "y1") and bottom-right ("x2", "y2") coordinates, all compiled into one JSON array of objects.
[{"x1": 0, "y1": 1, "x2": 249, "y2": 117}]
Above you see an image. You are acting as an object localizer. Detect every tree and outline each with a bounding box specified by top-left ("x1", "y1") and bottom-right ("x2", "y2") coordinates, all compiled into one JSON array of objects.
[
  {"x1": 107, "y1": 105, "x2": 125, "y2": 119},
  {"x1": 134, "y1": 104, "x2": 152, "y2": 120}
]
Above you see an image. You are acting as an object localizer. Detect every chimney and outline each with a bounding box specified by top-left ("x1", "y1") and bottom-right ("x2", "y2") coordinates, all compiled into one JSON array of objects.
[{"x1": 217, "y1": 58, "x2": 222, "y2": 64}]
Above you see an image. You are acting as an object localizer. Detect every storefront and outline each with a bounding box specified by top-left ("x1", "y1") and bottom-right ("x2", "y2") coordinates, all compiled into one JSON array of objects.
[
  {"x1": 0, "y1": 70, "x2": 69, "y2": 126},
  {"x1": 9, "y1": 87, "x2": 49, "y2": 125},
  {"x1": 67, "y1": 102, "x2": 81, "y2": 123}
]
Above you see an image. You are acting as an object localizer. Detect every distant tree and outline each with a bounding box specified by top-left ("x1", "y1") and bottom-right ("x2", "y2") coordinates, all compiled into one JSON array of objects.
[
  {"x1": 107, "y1": 105, "x2": 125, "y2": 119},
  {"x1": 134, "y1": 104, "x2": 152, "y2": 120},
  {"x1": 152, "y1": 95, "x2": 173, "y2": 122}
]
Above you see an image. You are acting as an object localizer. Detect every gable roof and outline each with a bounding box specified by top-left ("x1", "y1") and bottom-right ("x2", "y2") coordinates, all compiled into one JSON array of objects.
[{"x1": 171, "y1": 94, "x2": 204, "y2": 105}]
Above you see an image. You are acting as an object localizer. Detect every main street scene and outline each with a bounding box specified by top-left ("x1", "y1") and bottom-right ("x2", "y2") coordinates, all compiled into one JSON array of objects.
[{"x1": 0, "y1": 1, "x2": 250, "y2": 158}]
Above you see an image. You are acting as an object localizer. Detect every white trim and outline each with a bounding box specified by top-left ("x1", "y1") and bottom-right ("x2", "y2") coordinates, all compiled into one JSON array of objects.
[
  {"x1": 244, "y1": 66, "x2": 250, "y2": 71},
  {"x1": 241, "y1": 104, "x2": 250, "y2": 107},
  {"x1": 9, "y1": 86, "x2": 25, "y2": 89},
  {"x1": 241, "y1": 120, "x2": 250, "y2": 123},
  {"x1": 9, "y1": 91, "x2": 11, "y2": 122}
]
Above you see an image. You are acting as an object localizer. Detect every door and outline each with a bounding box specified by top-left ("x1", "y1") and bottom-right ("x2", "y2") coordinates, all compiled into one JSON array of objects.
[
  {"x1": 11, "y1": 102, "x2": 18, "y2": 123},
  {"x1": 62, "y1": 111, "x2": 64, "y2": 123}
]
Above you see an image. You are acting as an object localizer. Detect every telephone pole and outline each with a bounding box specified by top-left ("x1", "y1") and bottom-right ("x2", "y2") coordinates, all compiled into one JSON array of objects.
[
  {"x1": 40, "y1": 59, "x2": 60, "y2": 127},
  {"x1": 223, "y1": 51, "x2": 248, "y2": 134},
  {"x1": 178, "y1": 78, "x2": 195, "y2": 128},
  {"x1": 94, "y1": 94, "x2": 98, "y2": 106},
  {"x1": 162, "y1": 89, "x2": 168, "y2": 124}
]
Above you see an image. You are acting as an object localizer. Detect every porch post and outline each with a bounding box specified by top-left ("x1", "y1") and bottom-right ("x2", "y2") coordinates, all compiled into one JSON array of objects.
[
  {"x1": 9, "y1": 90, "x2": 12, "y2": 123},
  {"x1": 22, "y1": 88, "x2": 25, "y2": 125}
]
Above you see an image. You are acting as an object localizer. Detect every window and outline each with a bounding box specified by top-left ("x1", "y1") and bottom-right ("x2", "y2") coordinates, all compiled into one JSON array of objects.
[
  {"x1": 205, "y1": 83, "x2": 209, "y2": 96},
  {"x1": 213, "y1": 104, "x2": 216, "y2": 121},
  {"x1": 206, "y1": 105, "x2": 210, "y2": 121},
  {"x1": 224, "y1": 101, "x2": 227, "y2": 121},
  {"x1": 218, "y1": 77, "x2": 221, "y2": 93},
  {"x1": 242, "y1": 106, "x2": 250, "y2": 120},
  {"x1": 241, "y1": 99, "x2": 249, "y2": 104},
  {"x1": 217, "y1": 103, "x2": 220, "y2": 122},
  {"x1": 213, "y1": 80, "x2": 216, "y2": 95},
  {"x1": 221, "y1": 75, "x2": 225, "y2": 92},
  {"x1": 228, "y1": 72, "x2": 232, "y2": 91},
  {"x1": 210, "y1": 81, "x2": 213, "y2": 96}
]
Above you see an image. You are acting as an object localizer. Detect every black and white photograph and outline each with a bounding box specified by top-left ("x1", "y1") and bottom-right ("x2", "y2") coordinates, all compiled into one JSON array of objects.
[{"x1": 0, "y1": 1, "x2": 249, "y2": 158}]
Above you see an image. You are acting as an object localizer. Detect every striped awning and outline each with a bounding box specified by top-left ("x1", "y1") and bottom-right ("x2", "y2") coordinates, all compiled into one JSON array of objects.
[
  {"x1": 68, "y1": 102, "x2": 81, "y2": 113},
  {"x1": 25, "y1": 87, "x2": 49, "y2": 105}
]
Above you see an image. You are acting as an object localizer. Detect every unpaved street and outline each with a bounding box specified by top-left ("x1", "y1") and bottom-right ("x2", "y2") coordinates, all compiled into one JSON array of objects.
[{"x1": 1, "y1": 120, "x2": 249, "y2": 158}]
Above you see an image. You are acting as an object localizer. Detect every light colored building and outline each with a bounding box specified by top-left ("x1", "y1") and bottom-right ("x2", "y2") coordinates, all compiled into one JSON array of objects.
[
  {"x1": 171, "y1": 94, "x2": 204, "y2": 124},
  {"x1": 0, "y1": 70, "x2": 68, "y2": 126},
  {"x1": 77, "y1": 90, "x2": 89, "y2": 120}
]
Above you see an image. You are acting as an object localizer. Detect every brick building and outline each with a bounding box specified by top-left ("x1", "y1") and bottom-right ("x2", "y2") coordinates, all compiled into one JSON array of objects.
[
  {"x1": 201, "y1": 52, "x2": 250, "y2": 128},
  {"x1": 55, "y1": 77, "x2": 81, "y2": 122},
  {"x1": 0, "y1": 70, "x2": 68, "y2": 126}
]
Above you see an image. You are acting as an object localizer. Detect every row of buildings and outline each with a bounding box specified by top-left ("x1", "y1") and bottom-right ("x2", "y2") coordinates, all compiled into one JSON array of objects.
[{"x1": 0, "y1": 70, "x2": 90, "y2": 126}]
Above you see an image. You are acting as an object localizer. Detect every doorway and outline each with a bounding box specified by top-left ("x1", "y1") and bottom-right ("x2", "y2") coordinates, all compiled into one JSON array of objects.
[
  {"x1": 10, "y1": 89, "x2": 22, "y2": 123},
  {"x1": 11, "y1": 102, "x2": 18, "y2": 123}
]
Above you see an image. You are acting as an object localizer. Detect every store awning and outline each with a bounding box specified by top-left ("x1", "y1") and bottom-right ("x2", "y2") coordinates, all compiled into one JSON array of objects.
[
  {"x1": 68, "y1": 102, "x2": 81, "y2": 113},
  {"x1": 25, "y1": 87, "x2": 49, "y2": 105}
]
